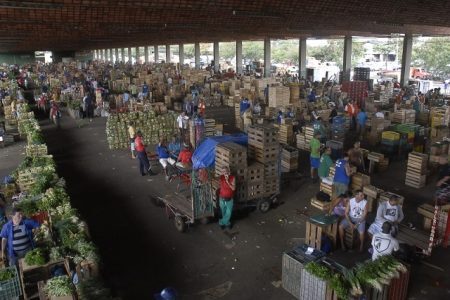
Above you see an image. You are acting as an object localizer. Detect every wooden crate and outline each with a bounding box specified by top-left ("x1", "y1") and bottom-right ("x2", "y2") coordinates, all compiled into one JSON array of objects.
[
  {"x1": 300, "y1": 268, "x2": 338, "y2": 300},
  {"x1": 351, "y1": 172, "x2": 371, "y2": 191},
  {"x1": 247, "y1": 162, "x2": 264, "y2": 182},
  {"x1": 246, "y1": 182, "x2": 264, "y2": 200},
  {"x1": 396, "y1": 224, "x2": 430, "y2": 253},
  {"x1": 247, "y1": 125, "x2": 278, "y2": 148},
  {"x1": 263, "y1": 177, "x2": 279, "y2": 196},
  {"x1": 305, "y1": 220, "x2": 324, "y2": 250},
  {"x1": 310, "y1": 197, "x2": 331, "y2": 212},
  {"x1": 319, "y1": 181, "x2": 333, "y2": 197},
  {"x1": 277, "y1": 124, "x2": 294, "y2": 145},
  {"x1": 263, "y1": 162, "x2": 279, "y2": 178},
  {"x1": 405, "y1": 152, "x2": 428, "y2": 188},
  {"x1": 248, "y1": 144, "x2": 279, "y2": 163}
]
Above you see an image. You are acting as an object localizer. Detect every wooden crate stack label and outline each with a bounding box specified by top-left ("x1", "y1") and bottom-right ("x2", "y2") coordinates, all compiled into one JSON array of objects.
[
  {"x1": 405, "y1": 152, "x2": 428, "y2": 188},
  {"x1": 214, "y1": 142, "x2": 247, "y2": 177}
]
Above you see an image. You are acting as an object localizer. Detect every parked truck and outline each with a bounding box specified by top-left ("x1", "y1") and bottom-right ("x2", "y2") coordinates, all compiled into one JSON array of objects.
[{"x1": 378, "y1": 67, "x2": 431, "y2": 80}]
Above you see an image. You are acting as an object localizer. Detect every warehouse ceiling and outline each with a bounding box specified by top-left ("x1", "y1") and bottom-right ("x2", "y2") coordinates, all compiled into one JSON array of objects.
[{"x1": 0, "y1": 0, "x2": 450, "y2": 52}]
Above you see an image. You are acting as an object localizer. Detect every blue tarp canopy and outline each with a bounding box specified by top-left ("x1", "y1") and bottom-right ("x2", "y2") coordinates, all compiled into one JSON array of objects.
[{"x1": 192, "y1": 134, "x2": 248, "y2": 170}]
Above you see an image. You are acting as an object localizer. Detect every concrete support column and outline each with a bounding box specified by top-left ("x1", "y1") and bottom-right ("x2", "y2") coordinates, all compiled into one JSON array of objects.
[
  {"x1": 299, "y1": 38, "x2": 307, "y2": 78},
  {"x1": 136, "y1": 47, "x2": 140, "y2": 64},
  {"x1": 213, "y1": 41, "x2": 219, "y2": 72},
  {"x1": 102, "y1": 49, "x2": 106, "y2": 61},
  {"x1": 109, "y1": 49, "x2": 113, "y2": 62},
  {"x1": 236, "y1": 40, "x2": 243, "y2": 74},
  {"x1": 121, "y1": 48, "x2": 125, "y2": 62},
  {"x1": 194, "y1": 42, "x2": 200, "y2": 70},
  {"x1": 154, "y1": 45, "x2": 159, "y2": 62},
  {"x1": 400, "y1": 34, "x2": 413, "y2": 87},
  {"x1": 343, "y1": 36, "x2": 352, "y2": 81},
  {"x1": 144, "y1": 46, "x2": 149, "y2": 63},
  {"x1": 179, "y1": 44, "x2": 184, "y2": 65},
  {"x1": 127, "y1": 47, "x2": 131, "y2": 63},
  {"x1": 166, "y1": 45, "x2": 170, "y2": 63},
  {"x1": 264, "y1": 38, "x2": 271, "y2": 78},
  {"x1": 93, "y1": 50, "x2": 96, "y2": 60},
  {"x1": 115, "y1": 48, "x2": 119, "y2": 63}
]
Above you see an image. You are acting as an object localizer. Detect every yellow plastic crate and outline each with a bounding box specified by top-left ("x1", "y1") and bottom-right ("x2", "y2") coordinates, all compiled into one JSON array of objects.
[{"x1": 382, "y1": 131, "x2": 400, "y2": 141}]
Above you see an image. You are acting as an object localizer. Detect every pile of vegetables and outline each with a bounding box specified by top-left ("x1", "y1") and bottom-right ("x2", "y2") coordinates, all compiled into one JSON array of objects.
[
  {"x1": 45, "y1": 276, "x2": 75, "y2": 297},
  {"x1": 24, "y1": 248, "x2": 48, "y2": 266},
  {"x1": 0, "y1": 268, "x2": 15, "y2": 282},
  {"x1": 77, "y1": 278, "x2": 119, "y2": 300},
  {"x1": 305, "y1": 256, "x2": 408, "y2": 299}
]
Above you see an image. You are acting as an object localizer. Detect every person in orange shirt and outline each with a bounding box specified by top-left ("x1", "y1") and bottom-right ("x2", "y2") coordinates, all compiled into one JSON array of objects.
[
  {"x1": 198, "y1": 99, "x2": 206, "y2": 117},
  {"x1": 345, "y1": 100, "x2": 358, "y2": 130},
  {"x1": 168, "y1": 144, "x2": 192, "y2": 169}
]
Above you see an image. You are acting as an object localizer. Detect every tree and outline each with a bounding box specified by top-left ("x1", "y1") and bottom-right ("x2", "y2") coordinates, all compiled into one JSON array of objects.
[
  {"x1": 183, "y1": 44, "x2": 195, "y2": 59},
  {"x1": 412, "y1": 37, "x2": 450, "y2": 79},
  {"x1": 242, "y1": 41, "x2": 264, "y2": 62},
  {"x1": 219, "y1": 42, "x2": 236, "y2": 60},
  {"x1": 308, "y1": 40, "x2": 344, "y2": 68}
]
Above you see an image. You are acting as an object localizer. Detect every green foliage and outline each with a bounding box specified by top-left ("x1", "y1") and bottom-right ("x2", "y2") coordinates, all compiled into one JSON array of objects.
[
  {"x1": 45, "y1": 276, "x2": 74, "y2": 297},
  {"x1": 38, "y1": 187, "x2": 70, "y2": 212},
  {"x1": 242, "y1": 41, "x2": 264, "y2": 62},
  {"x1": 15, "y1": 199, "x2": 39, "y2": 217},
  {"x1": 24, "y1": 248, "x2": 47, "y2": 266},
  {"x1": 329, "y1": 273, "x2": 350, "y2": 299},
  {"x1": 54, "y1": 218, "x2": 86, "y2": 250},
  {"x1": 305, "y1": 262, "x2": 332, "y2": 281},
  {"x1": 68, "y1": 100, "x2": 82, "y2": 110},
  {"x1": 0, "y1": 268, "x2": 15, "y2": 282},
  {"x1": 413, "y1": 37, "x2": 450, "y2": 79},
  {"x1": 29, "y1": 170, "x2": 55, "y2": 197},
  {"x1": 308, "y1": 40, "x2": 344, "y2": 68},
  {"x1": 73, "y1": 239, "x2": 99, "y2": 264}
]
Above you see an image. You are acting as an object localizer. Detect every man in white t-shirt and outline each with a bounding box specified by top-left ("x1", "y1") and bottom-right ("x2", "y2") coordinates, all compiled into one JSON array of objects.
[
  {"x1": 339, "y1": 190, "x2": 368, "y2": 252},
  {"x1": 371, "y1": 222, "x2": 399, "y2": 260},
  {"x1": 176, "y1": 111, "x2": 188, "y2": 139},
  {"x1": 375, "y1": 107, "x2": 384, "y2": 119},
  {"x1": 368, "y1": 195, "x2": 404, "y2": 237}
]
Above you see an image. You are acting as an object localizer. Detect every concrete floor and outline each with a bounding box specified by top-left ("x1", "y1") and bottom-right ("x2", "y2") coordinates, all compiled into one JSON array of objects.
[{"x1": 1, "y1": 110, "x2": 449, "y2": 300}]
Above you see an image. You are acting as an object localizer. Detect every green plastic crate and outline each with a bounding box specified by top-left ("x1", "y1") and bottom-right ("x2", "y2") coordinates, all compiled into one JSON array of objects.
[{"x1": 0, "y1": 266, "x2": 22, "y2": 299}]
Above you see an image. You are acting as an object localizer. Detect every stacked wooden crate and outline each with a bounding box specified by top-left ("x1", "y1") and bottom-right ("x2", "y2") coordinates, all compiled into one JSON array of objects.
[
  {"x1": 405, "y1": 152, "x2": 428, "y2": 188},
  {"x1": 304, "y1": 126, "x2": 314, "y2": 149},
  {"x1": 296, "y1": 133, "x2": 309, "y2": 151},
  {"x1": 281, "y1": 146, "x2": 299, "y2": 172},
  {"x1": 319, "y1": 178, "x2": 333, "y2": 198},
  {"x1": 363, "y1": 185, "x2": 384, "y2": 213},
  {"x1": 25, "y1": 144, "x2": 48, "y2": 157},
  {"x1": 246, "y1": 162, "x2": 264, "y2": 200},
  {"x1": 247, "y1": 125, "x2": 280, "y2": 196},
  {"x1": 268, "y1": 86, "x2": 290, "y2": 107},
  {"x1": 351, "y1": 172, "x2": 371, "y2": 192},
  {"x1": 204, "y1": 119, "x2": 216, "y2": 137},
  {"x1": 277, "y1": 124, "x2": 294, "y2": 145},
  {"x1": 393, "y1": 109, "x2": 416, "y2": 124},
  {"x1": 234, "y1": 103, "x2": 242, "y2": 130}
]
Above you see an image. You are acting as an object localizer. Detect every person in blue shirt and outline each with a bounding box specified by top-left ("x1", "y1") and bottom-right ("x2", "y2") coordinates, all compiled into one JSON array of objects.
[
  {"x1": 277, "y1": 111, "x2": 283, "y2": 124},
  {"x1": 1, "y1": 208, "x2": 40, "y2": 266},
  {"x1": 286, "y1": 108, "x2": 295, "y2": 118},
  {"x1": 157, "y1": 138, "x2": 171, "y2": 180},
  {"x1": 308, "y1": 89, "x2": 316, "y2": 102},
  {"x1": 356, "y1": 108, "x2": 367, "y2": 138},
  {"x1": 142, "y1": 82, "x2": 149, "y2": 99},
  {"x1": 168, "y1": 135, "x2": 181, "y2": 160},
  {"x1": 333, "y1": 155, "x2": 353, "y2": 197},
  {"x1": 240, "y1": 98, "x2": 251, "y2": 116}
]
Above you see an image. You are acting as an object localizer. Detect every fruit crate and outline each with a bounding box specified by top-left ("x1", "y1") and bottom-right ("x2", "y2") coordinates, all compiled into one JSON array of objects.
[{"x1": 0, "y1": 266, "x2": 22, "y2": 299}]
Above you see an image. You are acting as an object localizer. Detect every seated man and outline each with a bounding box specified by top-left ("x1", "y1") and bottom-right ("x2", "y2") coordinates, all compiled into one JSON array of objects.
[
  {"x1": 168, "y1": 144, "x2": 192, "y2": 170},
  {"x1": 157, "y1": 139, "x2": 171, "y2": 180},
  {"x1": 339, "y1": 190, "x2": 368, "y2": 252},
  {"x1": 368, "y1": 195, "x2": 404, "y2": 237},
  {"x1": 371, "y1": 222, "x2": 399, "y2": 261}
]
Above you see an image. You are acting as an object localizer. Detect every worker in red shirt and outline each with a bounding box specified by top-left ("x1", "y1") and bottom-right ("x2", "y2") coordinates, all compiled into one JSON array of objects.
[
  {"x1": 134, "y1": 131, "x2": 155, "y2": 176},
  {"x1": 168, "y1": 144, "x2": 192, "y2": 169},
  {"x1": 218, "y1": 166, "x2": 236, "y2": 230}
]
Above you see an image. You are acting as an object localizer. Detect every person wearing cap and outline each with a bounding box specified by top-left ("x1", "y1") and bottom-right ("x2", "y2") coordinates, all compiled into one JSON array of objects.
[
  {"x1": 1, "y1": 208, "x2": 40, "y2": 266},
  {"x1": 154, "y1": 287, "x2": 178, "y2": 300},
  {"x1": 218, "y1": 166, "x2": 236, "y2": 230},
  {"x1": 135, "y1": 131, "x2": 155, "y2": 176}
]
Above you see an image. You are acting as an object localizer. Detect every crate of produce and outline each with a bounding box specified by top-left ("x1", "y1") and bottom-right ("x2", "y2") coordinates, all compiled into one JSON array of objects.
[
  {"x1": 381, "y1": 131, "x2": 400, "y2": 141},
  {"x1": 25, "y1": 144, "x2": 48, "y2": 157},
  {"x1": 299, "y1": 266, "x2": 337, "y2": 300},
  {"x1": 0, "y1": 266, "x2": 22, "y2": 299},
  {"x1": 282, "y1": 245, "x2": 325, "y2": 299}
]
